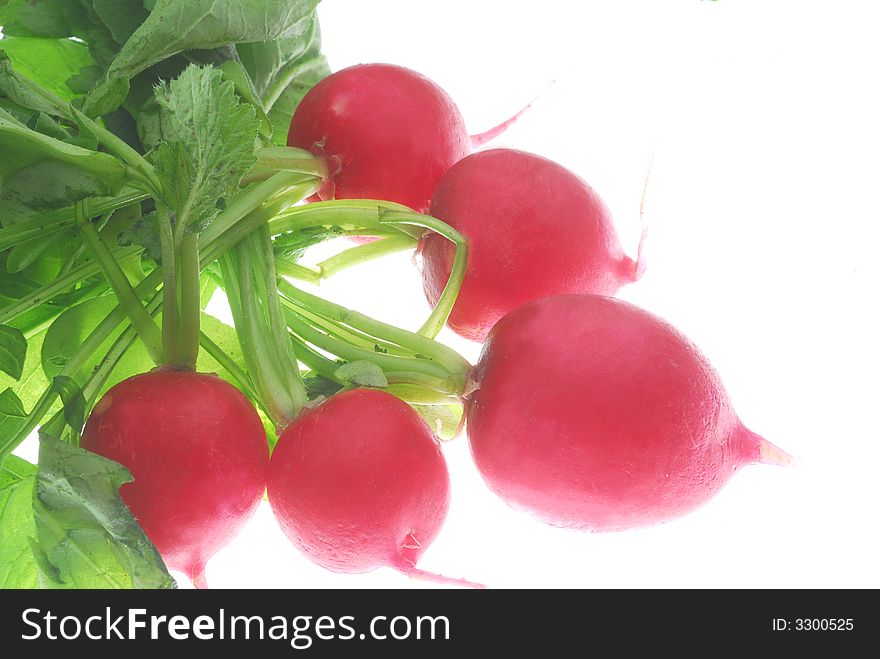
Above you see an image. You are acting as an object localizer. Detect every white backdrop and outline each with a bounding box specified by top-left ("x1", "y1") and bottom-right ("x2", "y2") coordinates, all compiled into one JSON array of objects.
[{"x1": 16, "y1": 0, "x2": 880, "y2": 588}]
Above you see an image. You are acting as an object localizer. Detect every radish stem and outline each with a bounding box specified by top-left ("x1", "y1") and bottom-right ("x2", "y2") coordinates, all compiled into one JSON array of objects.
[{"x1": 76, "y1": 201, "x2": 163, "y2": 365}]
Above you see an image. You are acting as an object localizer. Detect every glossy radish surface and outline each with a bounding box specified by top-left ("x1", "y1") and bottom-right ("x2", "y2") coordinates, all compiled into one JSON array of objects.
[
  {"x1": 287, "y1": 63, "x2": 470, "y2": 214},
  {"x1": 268, "y1": 389, "x2": 464, "y2": 583},
  {"x1": 467, "y1": 294, "x2": 790, "y2": 531},
  {"x1": 420, "y1": 149, "x2": 640, "y2": 341},
  {"x1": 81, "y1": 370, "x2": 269, "y2": 587}
]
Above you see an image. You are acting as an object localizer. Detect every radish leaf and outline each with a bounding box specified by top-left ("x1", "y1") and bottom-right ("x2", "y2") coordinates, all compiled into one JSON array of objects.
[
  {"x1": 0, "y1": 36, "x2": 92, "y2": 101},
  {"x1": 0, "y1": 455, "x2": 38, "y2": 589},
  {"x1": 83, "y1": 0, "x2": 321, "y2": 116},
  {"x1": 0, "y1": 324, "x2": 27, "y2": 379},
  {"x1": 32, "y1": 435, "x2": 176, "y2": 589},
  {"x1": 335, "y1": 360, "x2": 389, "y2": 389},
  {"x1": 151, "y1": 65, "x2": 259, "y2": 231}
]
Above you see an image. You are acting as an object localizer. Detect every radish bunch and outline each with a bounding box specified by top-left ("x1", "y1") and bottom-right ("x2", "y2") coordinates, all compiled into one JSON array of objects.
[{"x1": 4, "y1": 10, "x2": 789, "y2": 590}]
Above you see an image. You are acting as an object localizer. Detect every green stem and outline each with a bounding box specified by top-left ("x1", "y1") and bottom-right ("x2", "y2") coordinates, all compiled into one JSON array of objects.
[
  {"x1": 291, "y1": 340, "x2": 341, "y2": 381},
  {"x1": 277, "y1": 279, "x2": 471, "y2": 380},
  {"x1": 255, "y1": 225, "x2": 307, "y2": 411},
  {"x1": 378, "y1": 210, "x2": 468, "y2": 338},
  {"x1": 268, "y1": 203, "x2": 466, "y2": 337},
  {"x1": 316, "y1": 234, "x2": 418, "y2": 279},
  {"x1": 0, "y1": 246, "x2": 140, "y2": 326},
  {"x1": 156, "y1": 202, "x2": 179, "y2": 368},
  {"x1": 248, "y1": 147, "x2": 329, "y2": 181},
  {"x1": 273, "y1": 256, "x2": 322, "y2": 285},
  {"x1": 285, "y1": 300, "x2": 407, "y2": 356},
  {"x1": 202, "y1": 172, "x2": 321, "y2": 248},
  {"x1": 0, "y1": 192, "x2": 147, "y2": 251},
  {"x1": 237, "y1": 246, "x2": 288, "y2": 422},
  {"x1": 58, "y1": 243, "x2": 87, "y2": 277},
  {"x1": 276, "y1": 198, "x2": 414, "y2": 214},
  {"x1": 176, "y1": 232, "x2": 201, "y2": 371},
  {"x1": 220, "y1": 249, "x2": 297, "y2": 427},
  {"x1": 290, "y1": 337, "x2": 458, "y2": 395},
  {"x1": 71, "y1": 107, "x2": 162, "y2": 195},
  {"x1": 82, "y1": 291, "x2": 163, "y2": 407},
  {"x1": 76, "y1": 202, "x2": 163, "y2": 365},
  {"x1": 270, "y1": 203, "x2": 415, "y2": 236},
  {"x1": 198, "y1": 331, "x2": 259, "y2": 402},
  {"x1": 282, "y1": 307, "x2": 454, "y2": 385}
]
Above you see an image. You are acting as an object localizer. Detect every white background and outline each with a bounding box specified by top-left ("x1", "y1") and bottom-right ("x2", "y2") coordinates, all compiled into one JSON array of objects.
[{"x1": 16, "y1": 0, "x2": 880, "y2": 588}]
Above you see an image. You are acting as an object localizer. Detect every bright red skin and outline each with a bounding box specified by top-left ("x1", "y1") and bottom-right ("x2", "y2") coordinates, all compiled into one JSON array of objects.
[
  {"x1": 287, "y1": 63, "x2": 470, "y2": 214},
  {"x1": 467, "y1": 294, "x2": 765, "y2": 532},
  {"x1": 420, "y1": 149, "x2": 638, "y2": 341},
  {"x1": 81, "y1": 371, "x2": 269, "y2": 581},
  {"x1": 267, "y1": 389, "x2": 450, "y2": 574}
]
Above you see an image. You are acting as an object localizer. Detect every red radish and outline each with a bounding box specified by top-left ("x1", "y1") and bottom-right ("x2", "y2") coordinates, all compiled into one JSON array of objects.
[
  {"x1": 268, "y1": 389, "x2": 475, "y2": 586},
  {"x1": 287, "y1": 63, "x2": 470, "y2": 214},
  {"x1": 420, "y1": 148, "x2": 641, "y2": 341},
  {"x1": 81, "y1": 370, "x2": 269, "y2": 587},
  {"x1": 466, "y1": 294, "x2": 791, "y2": 531}
]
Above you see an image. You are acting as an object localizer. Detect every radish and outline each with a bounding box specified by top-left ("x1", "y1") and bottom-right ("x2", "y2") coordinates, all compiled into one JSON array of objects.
[
  {"x1": 81, "y1": 370, "x2": 269, "y2": 587},
  {"x1": 466, "y1": 294, "x2": 791, "y2": 531},
  {"x1": 419, "y1": 149, "x2": 642, "y2": 341},
  {"x1": 287, "y1": 63, "x2": 470, "y2": 214},
  {"x1": 268, "y1": 388, "x2": 476, "y2": 586}
]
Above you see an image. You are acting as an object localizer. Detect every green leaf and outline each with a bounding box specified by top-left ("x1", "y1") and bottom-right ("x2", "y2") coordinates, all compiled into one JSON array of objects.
[
  {"x1": 0, "y1": 455, "x2": 38, "y2": 589},
  {"x1": 218, "y1": 59, "x2": 272, "y2": 139},
  {"x1": 41, "y1": 295, "x2": 126, "y2": 382},
  {"x1": 82, "y1": 0, "x2": 320, "y2": 115},
  {"x1": 199, "y1": 272, "x2": 217, "y2": 309},
  {"x1": 0, "y1": 36, "x2": 94, "y2": 101},
  {"x1": 0, "y1": 49, "x2": 71, "y2": 119},
  {"x1": 0, "y1": 103, "x2": 28, "y2": 126},
  {"x1": 303, "y1": 373, "x2": 342, "y2": 400},
  {"x1": 88, "y1": 0, "x2": 150, "y2": 46},
  {"x1": 334, "y1": 360, "x2": 389, "y2": 389},
  {"x1": 31, "y1": 111, "x2": 73, "y2": 141},
  {"x1": 0, "y1": 325, "x2": 51, "y2": 415},
  {"x1": 0, "y1": 387, "x2": 28, "y2": 438},
  {"x1": 237, "y1": 14, "x2": 329, "y2": 145},
  {"x1": 0, "y1": 115, "x2": 129, "y2": 209},
  {"x1": 6, "y1": 232, "x2": 63, "y2": 273},
  {"x1": 118, "y1": 210, "x2": 161, "y2": 261},
  {"x1": 32, "y1": 435, "x2": 176, "y2": 589},
  {"x1": 0, "y1": 324, "x2": 27, "y2": 379},
  {"x1": 274, "y1": 225, "x2": 339, "y2": 261},
  {"x1": 0, "y1": 0, "x2": 81, "y2": 38},
  {"x1": 151, "y1": 65, "x2": 260, "y2": 230},
  {"x1": 0, "y1": 270, "x2": 43, "y2": 300}
]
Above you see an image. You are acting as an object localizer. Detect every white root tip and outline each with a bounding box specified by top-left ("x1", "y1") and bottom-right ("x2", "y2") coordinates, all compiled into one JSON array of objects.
[
  {"x1": 393, "y1": 557, "x2": 485, "y2": 589},
  {"x1": 469, "y1": 81, "x2": 555, "y2": 149},
  {"x1": 758, "y1": 437, "x2": 796, "y2": 467}
]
